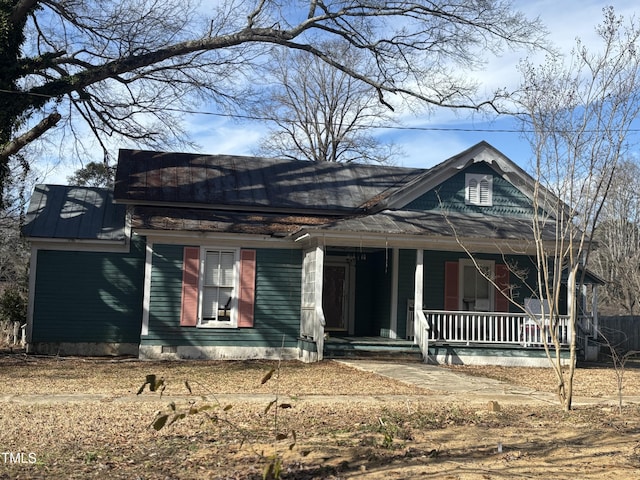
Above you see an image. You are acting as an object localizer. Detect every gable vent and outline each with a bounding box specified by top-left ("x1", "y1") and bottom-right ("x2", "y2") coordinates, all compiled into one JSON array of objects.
[{"x1": 466, "y1": 174, "x2": 493, "y2": 206}]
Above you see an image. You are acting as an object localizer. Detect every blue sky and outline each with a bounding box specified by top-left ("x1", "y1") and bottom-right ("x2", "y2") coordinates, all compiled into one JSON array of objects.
[
  {"x1": 182, "y1": 1, "x2": 640, "y2": 172},
  {"x1": 43, "y1": 1, "x2": 640, "y2": 184}
]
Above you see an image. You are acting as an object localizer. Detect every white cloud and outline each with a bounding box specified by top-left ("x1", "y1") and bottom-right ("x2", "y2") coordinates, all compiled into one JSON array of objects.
[{"x1": 186, "y1": 114, "x2": 267, "y2": 156}]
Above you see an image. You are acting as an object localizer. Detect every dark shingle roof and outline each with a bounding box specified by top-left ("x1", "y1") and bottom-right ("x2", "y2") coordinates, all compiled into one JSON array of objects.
[
  {"x1": 130, "y1": 205, "x2": 332, "y2": 235},
  {"x1": 114, "y1": 150, "x2": 424, "y2": 213},
  {"x1": 22, "y1": 185, "x2": 126, "y2": 241},
  {"x1": 301, "y1": 209, "x2": 558, "y2": 241}
]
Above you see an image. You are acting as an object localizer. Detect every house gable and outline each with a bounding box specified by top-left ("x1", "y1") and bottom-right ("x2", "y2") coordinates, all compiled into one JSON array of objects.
[
  {"x1": 369, "y1": 141, "x2": 557, "y2": 219},
  {"x1": 403, "y1": 162, "x2": 536, "y2": 218}
]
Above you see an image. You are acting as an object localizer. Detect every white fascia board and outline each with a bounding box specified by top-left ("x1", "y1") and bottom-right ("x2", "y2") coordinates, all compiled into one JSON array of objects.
[
  {"x1": 25, "y1": 237, "x2": 129, "y2": 253},
  {"x1": 138, "y1": 230, "x2": 300, "y2": 248}
]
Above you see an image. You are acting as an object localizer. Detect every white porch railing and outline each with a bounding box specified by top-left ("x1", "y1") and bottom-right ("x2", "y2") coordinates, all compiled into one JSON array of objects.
[{"x1": 422, "y1": 310, "x2": 572, "y2": 346}]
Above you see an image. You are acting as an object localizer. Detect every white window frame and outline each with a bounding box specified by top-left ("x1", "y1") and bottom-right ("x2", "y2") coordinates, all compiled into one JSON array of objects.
[
  {"x1": 459, "y1": 259, "x2": 494, "y2": 311},
  {"x1": 465, "y1": 173, "x2": 493, "y2": 206},
  {"x1": 197, "y1": 246, "x2": 239, "y2": 328}
]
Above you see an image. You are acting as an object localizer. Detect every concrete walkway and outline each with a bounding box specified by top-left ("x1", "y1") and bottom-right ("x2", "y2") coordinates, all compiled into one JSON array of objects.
[{"x1": 337, "y1": 360, "x2": 639, "y2": 407}]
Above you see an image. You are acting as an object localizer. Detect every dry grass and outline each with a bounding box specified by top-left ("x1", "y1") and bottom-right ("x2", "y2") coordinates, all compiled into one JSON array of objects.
[
  {"x1": 0, "y1": 355, "x2": 429, "y2": 396},
  {"x1": 1, "y1": 353, "x2": 639, "y2": 479},
  {"x1": 445, "y1": 362, "x2": 640, "y2": 398},
  {"x1": 1, "y1": 353, "x2": 638, "y2": 399}
]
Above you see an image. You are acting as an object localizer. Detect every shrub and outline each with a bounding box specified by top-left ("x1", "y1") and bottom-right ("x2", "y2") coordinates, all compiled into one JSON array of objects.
[{"x1": 0, "y1": 287, "x2": 26, "y2": 325}]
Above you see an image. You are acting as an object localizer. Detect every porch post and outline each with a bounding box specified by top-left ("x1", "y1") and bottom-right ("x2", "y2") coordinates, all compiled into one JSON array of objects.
[
  {"x1": 414, "y1": 249, "x2": 424, "y2": 336},
  {"x1": 389, "y1": 248, "x2": 399, "y2": 339},
  {"x1": 314, "y1": 245, "x2": 326, "y2": 359},
  {"x1": 300, "y1": 244, "x2": 326, "y2": 362},
  {"x1": 592, "y1": 284, "x2": 599, "y2": 337},
  {"x1": 567, "y1": 267, "x2": 576, "y2": 345}
]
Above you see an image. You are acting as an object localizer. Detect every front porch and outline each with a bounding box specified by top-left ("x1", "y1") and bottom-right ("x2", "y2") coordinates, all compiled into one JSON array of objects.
[
  {"x1": 322, "y1": 311, "x2": 581, "y2": 367},
  {"x1": 298, "y1": 243, "x2": 599, "y2": 366}
]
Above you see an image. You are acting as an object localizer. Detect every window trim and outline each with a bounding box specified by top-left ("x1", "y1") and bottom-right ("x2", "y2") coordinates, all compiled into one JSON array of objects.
[
  {"x1": 465, "y1": 173, "x2": 493, "y2": 206},
  {"x1": 197, "y1": 246, "x2": 240, "y2": 328}
]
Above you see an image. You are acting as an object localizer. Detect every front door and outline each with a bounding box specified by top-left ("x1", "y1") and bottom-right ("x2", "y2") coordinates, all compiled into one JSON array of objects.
[{"x1": 323, "y1": 261, "x2": 352, "y2": 332}]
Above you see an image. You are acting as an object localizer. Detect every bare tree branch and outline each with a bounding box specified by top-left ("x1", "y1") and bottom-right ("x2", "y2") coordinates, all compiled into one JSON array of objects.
[
  {"x1": 0, "y1": 112, "x2": 62, "y2": 160},
  {"x1": 0, "y1": 0, "x2": 549, "y2": 203}
]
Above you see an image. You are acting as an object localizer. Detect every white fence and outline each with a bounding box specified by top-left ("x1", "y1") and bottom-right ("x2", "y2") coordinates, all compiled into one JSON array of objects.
[{"x1": 422, "y1": 310, "x2": 572, "y2": 346}]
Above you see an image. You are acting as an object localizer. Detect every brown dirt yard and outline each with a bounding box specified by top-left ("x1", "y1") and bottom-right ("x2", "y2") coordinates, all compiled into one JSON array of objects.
[{"x1": 0, "y1": 354, "x2": 639, "y2": 479}]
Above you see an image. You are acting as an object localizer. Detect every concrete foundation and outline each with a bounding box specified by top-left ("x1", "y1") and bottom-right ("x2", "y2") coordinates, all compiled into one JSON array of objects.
[
  {"x1": 27, "y1": 342, "x2": 139, "y2": 357},
  {"x1": 138, "y1": 345, "x2": 300, "y2": 361}
]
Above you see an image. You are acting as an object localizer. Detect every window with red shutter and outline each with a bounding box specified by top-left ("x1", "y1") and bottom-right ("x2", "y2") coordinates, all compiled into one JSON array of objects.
[
  {"x1": 180, "y1": 247, "x2": 200, "y2": 327},
  {"x1": 237, "y1": 249, "x2": 256, "y2": 328}
]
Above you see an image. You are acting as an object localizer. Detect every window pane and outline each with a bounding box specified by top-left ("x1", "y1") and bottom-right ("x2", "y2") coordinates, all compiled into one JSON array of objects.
[
  {"x1": 463, "y1": 265, "x2": 475, "y2": 299},
  {"x1": 463, "y1": 265, "x2": 490, "y2": 300},
  {"x1": 476, "y1": 270, "x2": 489, "y2": 299},
  {"x1": 202, "y1": 286, "x2": 218, "y2": 319},
  {"x1": 219, "y1": 252, "x2": 234, "y2": 285},
  {"x1": 217, "y1": 288, "x2": 233, "y2": 321},
  {"x1": 204, "y1": 251, "x2": 220, "y2": 285}
]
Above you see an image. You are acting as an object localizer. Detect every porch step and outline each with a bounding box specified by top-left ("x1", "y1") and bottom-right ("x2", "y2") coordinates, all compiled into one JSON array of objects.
[{"x1": 323, "y1": 336, "x2": 424, "y2": 362}]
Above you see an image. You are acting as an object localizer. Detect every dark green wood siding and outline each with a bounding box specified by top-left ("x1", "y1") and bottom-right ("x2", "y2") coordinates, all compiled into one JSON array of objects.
[
  {"x1": 396, "y1": 249, "x2": 416, "y2": 339},
  {"x1": 31, "y1": 236, "x2": 146, "y2": 343},
  {"x1": 144, "y1": 246, "x2": 302, "y2": 347},
  {"x1": 405, "y1": 163, "x2": 535, "y2": 217}
]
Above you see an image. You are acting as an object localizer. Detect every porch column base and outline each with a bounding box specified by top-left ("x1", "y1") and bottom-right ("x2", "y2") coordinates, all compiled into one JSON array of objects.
[{"x1": 298, "y1": 337, "x2": 320, "y2": 363}]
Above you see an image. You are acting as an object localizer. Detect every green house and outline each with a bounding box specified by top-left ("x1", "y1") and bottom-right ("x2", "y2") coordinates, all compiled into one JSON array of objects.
[{"x1": 22, "y1": 142, "x2": 601, "y2": 365}]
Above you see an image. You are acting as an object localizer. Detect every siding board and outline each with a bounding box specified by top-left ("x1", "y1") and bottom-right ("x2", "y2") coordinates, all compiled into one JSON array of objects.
[
  {"x1": 397, "y1": 249, "x2": 416, "y2": 339},
  {"x1": 145, "y1": 246, "x2": 302, "y2": 348},
  {"x1": 32, "y1": 236, "x2": 146, "y2": 343}
]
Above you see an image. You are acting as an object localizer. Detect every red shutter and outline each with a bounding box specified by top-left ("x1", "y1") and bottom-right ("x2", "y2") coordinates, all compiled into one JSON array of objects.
[
  {"x1": 180, "y1": 247, "x2": 200, "y2": 327},
  {"x1": 444, "y1": 261, "x2": 459, "y2": 311},
  {"x1": 237, "y1": 249, "x2": 256, "y2": 328},
  {"x1": 494, "y1": 264, "x2": 510, "y2": 312}
]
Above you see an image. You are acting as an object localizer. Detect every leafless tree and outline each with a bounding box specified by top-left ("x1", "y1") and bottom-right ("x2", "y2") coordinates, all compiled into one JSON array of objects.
[
  {"x1": 0, "y1": 157, "x2": 33, "y2": 340},
  {"x1": 1, "y1": 0, "x2": 549, "y2": 204},
  {"x1": 590, "y1": 160, "x2": 640, "y2": 316},
  {"x1": 598, "y1": 326, "x2": 639, "y2": 414},
  {"x1": 252, "y1": 42, "x2": 402, "y2": 164},
  {"x1": 515, "y1": 7, "x2": 640, "y2": 411}
]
